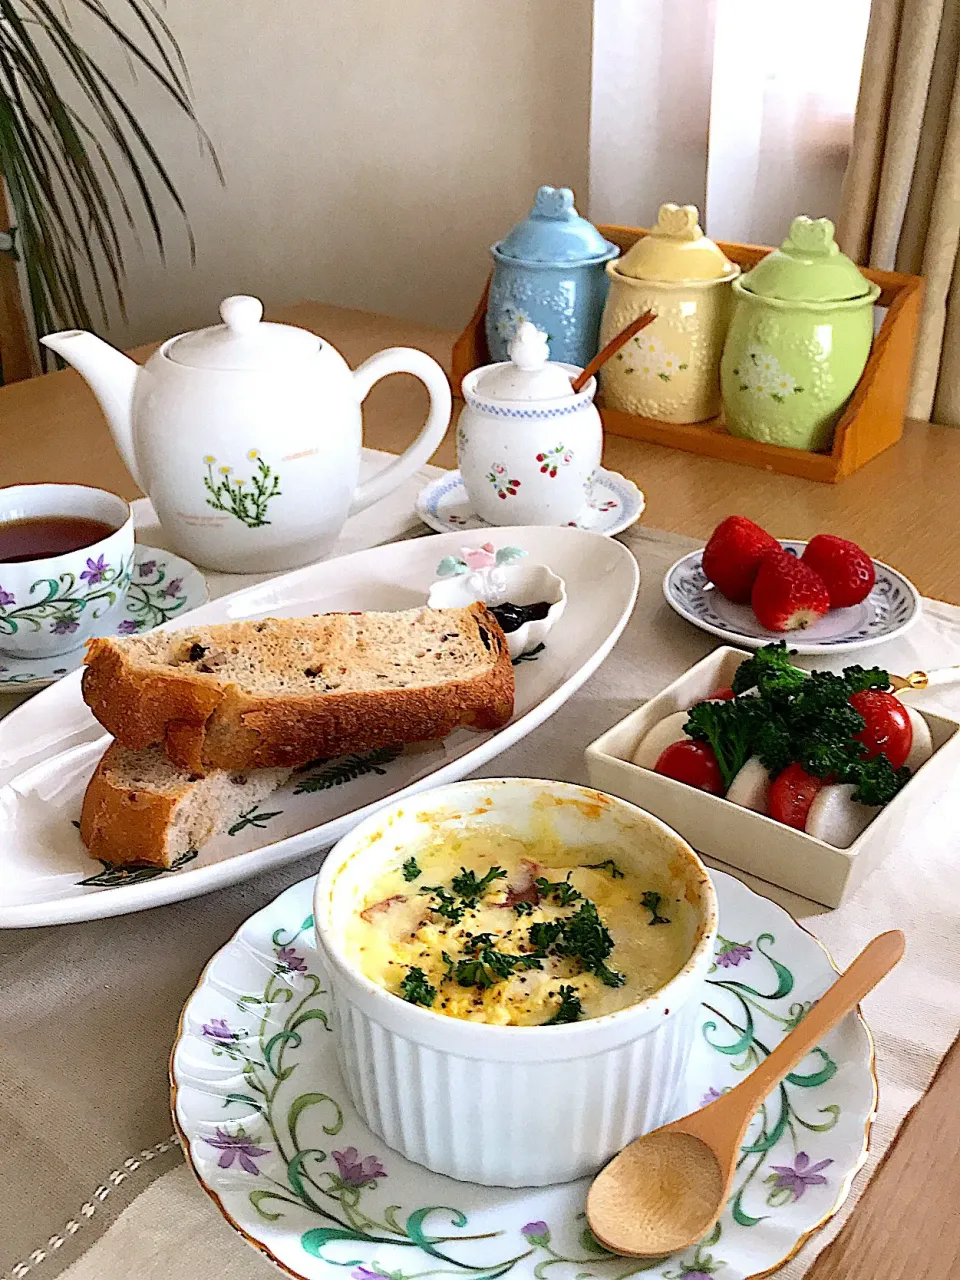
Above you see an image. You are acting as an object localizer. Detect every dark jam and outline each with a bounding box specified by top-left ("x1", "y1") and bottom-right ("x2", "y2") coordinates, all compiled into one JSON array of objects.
[{"x1": 489, "y1": 600, "x2": 551, "y2": 634}]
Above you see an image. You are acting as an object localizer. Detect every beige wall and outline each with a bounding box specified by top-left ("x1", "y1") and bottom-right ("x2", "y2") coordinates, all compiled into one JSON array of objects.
[{"x1": 75, "y1": 0, "x2": 592, "y2": 349}]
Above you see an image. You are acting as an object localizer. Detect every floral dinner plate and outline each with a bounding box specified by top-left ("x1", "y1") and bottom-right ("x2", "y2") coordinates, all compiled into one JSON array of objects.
[
  {"x1": 0, "y1": 544, "x2": 207, "y2": 694},
  {"x1": 664, "y1": 541, "x2": 920, "y2": 656},
  {"x1": 171, "y1": 869, "x2": 875, "y2": 1280},
  {"x1": 416, "y1": 468, "x2": 645, "y2": 537}
]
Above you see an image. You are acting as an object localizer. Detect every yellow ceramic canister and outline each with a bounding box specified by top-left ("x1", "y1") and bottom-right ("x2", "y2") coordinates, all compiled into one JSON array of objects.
[{"x1": 598, "y1": 204, "x2": 740, "y2": 423}]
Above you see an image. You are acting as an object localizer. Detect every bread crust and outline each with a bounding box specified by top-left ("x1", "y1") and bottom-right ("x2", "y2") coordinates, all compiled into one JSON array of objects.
[
  {"x1": 79, "y1": 743, "x2": 181, "y2": 867},
  {"x1": 82, "y1": 603, "x2": 515, "y2": 774}
]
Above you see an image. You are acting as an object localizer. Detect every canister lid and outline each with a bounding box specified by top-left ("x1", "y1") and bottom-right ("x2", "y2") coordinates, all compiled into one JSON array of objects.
[
  {"x1": 474, "y1": 322, "x2": 576, "y2": 401},
  {"x1": 615, "y1": 204, "x2": 737, "y2": 282},
  {"x1": 739, "y1": 217, "x2": 875, "y2": 303},
  {"x1": 493, "y1": 186, "x2": 617, "y2": 266}
]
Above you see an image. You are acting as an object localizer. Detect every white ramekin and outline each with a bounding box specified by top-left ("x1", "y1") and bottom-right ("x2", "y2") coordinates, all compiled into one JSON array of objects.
[{"x1": 313, "y1": 777, "x2": 718, "y2": 1187}]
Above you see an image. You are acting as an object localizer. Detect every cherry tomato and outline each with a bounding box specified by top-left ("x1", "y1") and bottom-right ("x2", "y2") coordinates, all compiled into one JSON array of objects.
[
  {"x1": 849, "y1": 690, "x2": 912, "y2": 769},
  {"x1": 708, "y1": 686, "x2": 736, "y2": 701},
  {"x1": 654, "y1": 740, "x2": 724, "y2": 795},
  {"x1": 768, "y1": 763, "x2": 823, "y2": 830}
]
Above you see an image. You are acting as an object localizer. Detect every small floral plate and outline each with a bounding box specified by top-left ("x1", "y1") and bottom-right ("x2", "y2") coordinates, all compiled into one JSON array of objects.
[
  {"x1": 664, "y1": 541, "x2": 921, "y2": 656},
  {"x1": 0, "y1": 544, "x2": 207, "y2": 694},
  {"x1": 416, "y1": 468, "x2": 645, "y2": 537},
  {"x1": 172, "y1": 869, "x2": 875, "y2": 1280}
]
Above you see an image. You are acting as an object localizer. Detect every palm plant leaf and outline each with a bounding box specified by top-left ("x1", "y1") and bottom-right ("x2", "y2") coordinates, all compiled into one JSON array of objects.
[{"x1": 0, "y1": 0, "x2": 219, "y2": 351}]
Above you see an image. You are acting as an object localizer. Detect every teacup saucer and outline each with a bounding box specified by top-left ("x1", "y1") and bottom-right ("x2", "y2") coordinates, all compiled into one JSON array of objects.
[
  {"x1": 416, "y1": 467, "x2": 645, "y2": 537},
  {"x1": 0, "y1": 544, "x2": 207, "y2": 694}
]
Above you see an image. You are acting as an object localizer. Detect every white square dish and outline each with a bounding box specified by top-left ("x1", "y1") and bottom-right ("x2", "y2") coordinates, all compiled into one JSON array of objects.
[{"x1": 585, "y1": 645, "x2": 960, "y2": 907}]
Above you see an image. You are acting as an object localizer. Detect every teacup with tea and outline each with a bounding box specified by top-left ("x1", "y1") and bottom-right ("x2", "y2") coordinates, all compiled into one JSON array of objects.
[{"x1": 0, "y1": 484, "x2": 134, "y2": 659}]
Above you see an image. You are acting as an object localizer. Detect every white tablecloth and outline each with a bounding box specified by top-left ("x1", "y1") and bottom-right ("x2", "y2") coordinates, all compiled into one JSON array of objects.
[{"x1": 2, "y1": 513, "x2": 959, "y2": 1280}]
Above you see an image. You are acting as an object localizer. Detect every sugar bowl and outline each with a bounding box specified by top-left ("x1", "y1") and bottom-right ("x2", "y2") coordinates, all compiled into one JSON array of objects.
[
  {"x1": 457, "y1": 322, "x2": 602, "y2": 526},
  {"x1": 599, "y1": 204, "x2": 739, "y2": 423},
  {"x1": 721, "y1": 217, "x2": 881, "y2": 452},
  {"x1": 486, "y1": 186, "x2": 618, "y2": 368}
]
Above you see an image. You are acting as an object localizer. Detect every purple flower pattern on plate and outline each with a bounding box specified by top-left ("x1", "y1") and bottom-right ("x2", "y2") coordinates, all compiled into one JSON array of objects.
[
  {"x1": 80, "y1": 554, "x2": 109, "y2": 586},
  {"x1": 202, "y1": 1017, "x2": 236, "y2": 1041},
  {"x1": 521, "y1": 1221, "x2": 551, "y2": 1245},
  {"x1": 204, "y1": 1126, "x2": 269, "y2": 1174},
  {"x1": 137, "y1": 560, "x2": 157, "y2": 578},
  {"x1": 767, "y1": 1151, "x2": 833, "y2": 1201},
  {"x1": 276, "y1": 946, "x2": 307, "y2": 973},
  {"x1": 0, "y1": 586, "x2": 14, "y2": 607},
  {"x1": 51, "y1": 618, "x2": 80, "y2": 635},
  {"x1": 117, "y1": 618, "x2": 140, "y2": 634},
  {"x1": 332, "y1": 1147, "x2": 386, "y2": 1188},
  {"x1": 163, "y1": 577, "x2": 184, "y2": 599},
  {"x1": 700, "y1": 1086, "x2": 723, "y2": 1107},
  {"x1": 715, "y1": 936, "x2": 753, "y2": 967}
]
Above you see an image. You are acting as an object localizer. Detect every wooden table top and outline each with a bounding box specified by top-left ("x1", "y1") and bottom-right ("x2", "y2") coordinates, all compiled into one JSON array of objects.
[
  {"x1": 2, "y1": 301, "x2": 958, "y2": 1278},
  {"x1": 3, "y1": 298, "x2": 958, "y2": 604}
]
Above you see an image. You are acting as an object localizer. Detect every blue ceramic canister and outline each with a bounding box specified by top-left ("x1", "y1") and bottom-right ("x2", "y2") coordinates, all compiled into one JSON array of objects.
[{"x1": 486, "y1": 186, "x2": 618, "y2": 367}]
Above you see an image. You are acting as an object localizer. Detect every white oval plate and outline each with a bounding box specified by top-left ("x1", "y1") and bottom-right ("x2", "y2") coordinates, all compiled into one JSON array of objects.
[
  {"x1": 0, "y1": 526, "x2": 638, "y2": 928},
  {"x1": 416, "y1": 468, "x2": 645, "y2": 537},
  {"x1": 171, "y1": 868, "x2": 875, "y2": 1280},
  {"x1": 664, "y1": 541, "x2": 920, "y2": 655},
  {"x1": 0, "y1": 544, "x2": 207, "y2": 694}
]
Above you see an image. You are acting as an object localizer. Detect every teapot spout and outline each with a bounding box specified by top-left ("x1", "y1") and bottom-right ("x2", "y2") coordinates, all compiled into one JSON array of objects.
[{"x1": 41, "y1": 329, "x2": 143, "y2": 486}]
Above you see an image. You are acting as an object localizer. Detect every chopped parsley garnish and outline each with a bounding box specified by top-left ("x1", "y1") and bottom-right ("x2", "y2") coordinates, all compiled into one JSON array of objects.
[
  {"x1": 582, "y1": 859, "x2": 625, "y2": 879},
  {"x1": 450, "y1": 865, "x2": 507, "y2": 906},
  {"x1": 535, "y1": 874, "x2": 583, "y2": 906},
  {"x1": 400, "y1": 966, "x2": 436, "y2": 1006},
  {"x1": 420, "y1": 885, "x2": 466, "y2": 924},
  {"x1": 512, "y1": 899, "x2": 534, "y2": 917},
  {"x1": 544, "y1": 985, "x2": 583, "y2": 1025},
  {"x1": 685, "y1": 642, "x2": 909, "y2": 807},
  {"x1": 640, "y1": 890, "x2": 671, "y2": 926},
  {"x1": 529, "y1": 899, "x2": 625, "y2": 988},
  {"x1": 402, "y1": 856, "x2": 422, "y2": 882},
  {"x1": 452, "y1": 941, "x2": 543, "y2": 989}
]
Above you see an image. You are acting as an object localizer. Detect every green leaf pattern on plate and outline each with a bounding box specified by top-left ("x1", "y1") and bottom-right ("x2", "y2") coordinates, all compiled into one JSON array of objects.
[{"x1": 195, "y1": 917, "x2": 843, "y2": 1278}]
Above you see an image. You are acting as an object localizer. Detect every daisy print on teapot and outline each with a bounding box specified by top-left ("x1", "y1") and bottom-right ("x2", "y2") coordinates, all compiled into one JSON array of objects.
[{"x1": 457, "y1": 322, "x2": 602, "y2": 526}]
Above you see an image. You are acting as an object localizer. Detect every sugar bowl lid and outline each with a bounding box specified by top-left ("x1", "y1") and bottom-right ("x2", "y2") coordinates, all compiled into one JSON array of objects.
[
  {"x1": 167, "y1": 295, "x2": 322, "y2": 371},
  {"x1": 616, "y1": 204, "x2": 737, "y2": 282},
  {"x1": 740, "y1": 217, "x2": 876, "y2": 303},
  {"x1": 493, "y1": 186, "x2": 617, "y2": 266},
  {"x1": 475, "y1": 322, "x2": 575, "y2": 401}
]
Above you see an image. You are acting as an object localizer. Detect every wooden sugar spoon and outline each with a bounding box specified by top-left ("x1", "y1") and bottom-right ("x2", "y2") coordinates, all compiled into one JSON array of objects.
[
  {"x1": 587, "y1": 929, "x2": 905, "y2": 1259},
  {"x1": 569, "y1": 311, "x2": 656, "y2": 394}
]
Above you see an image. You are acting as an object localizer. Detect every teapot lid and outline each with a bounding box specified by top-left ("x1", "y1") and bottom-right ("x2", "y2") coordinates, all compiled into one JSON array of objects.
[
  {"x1": 474, "y1": 322, "x2": 575, "y2": 400},
  {"x1": 615, "y1": 204, "x2": 737, "y2": 282},
  {"x1": 166, "y1": 296, "x2": 321, "y2": 370},
  {"x1": 493, "y1": 186, "x2": 617, "y2": 266},
  {"x1": 739, "y1": 217, "x2": 874, "y2": 303}
]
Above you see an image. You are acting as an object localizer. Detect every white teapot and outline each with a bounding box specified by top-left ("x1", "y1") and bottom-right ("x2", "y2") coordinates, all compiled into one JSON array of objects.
[{"x1": 41, "y1": 296, "x2": 451, "y2": 573}]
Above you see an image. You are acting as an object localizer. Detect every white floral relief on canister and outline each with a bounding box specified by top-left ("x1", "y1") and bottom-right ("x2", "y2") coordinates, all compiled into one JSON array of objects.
[
  {"x1": 733, "y1": 346, "x2": 804, "y2": 403},
  {"x1": 618, "y1": 336, "x2": 689, "y2": 383}
]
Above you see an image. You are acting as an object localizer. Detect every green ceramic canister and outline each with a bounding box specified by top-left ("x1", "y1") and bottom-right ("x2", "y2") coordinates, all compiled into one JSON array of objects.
[{"x1": 720, "y1": 216, "x2": 881, "y2": 452}]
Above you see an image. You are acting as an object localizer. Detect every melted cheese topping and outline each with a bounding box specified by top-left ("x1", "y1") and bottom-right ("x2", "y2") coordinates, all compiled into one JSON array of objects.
[{"x1": 345, "y1": 829, "x2": 693, "y2": 1025}]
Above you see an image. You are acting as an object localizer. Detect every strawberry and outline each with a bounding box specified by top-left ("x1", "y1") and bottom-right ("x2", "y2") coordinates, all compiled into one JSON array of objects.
[
  {"x1": 751, "y1": 549, "x2": 830, "y2": 631},
  {"x1": 701, "y1": 516, "x2": 780, "y2": 603},
  {"x1": 800, "y1": 534, "x2": 876, "y2": 608}
]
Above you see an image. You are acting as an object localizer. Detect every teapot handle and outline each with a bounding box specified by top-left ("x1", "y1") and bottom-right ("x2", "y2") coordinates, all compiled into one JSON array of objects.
[{"x1": 348, "y1": 347, "x2": 451, "y2": 516}]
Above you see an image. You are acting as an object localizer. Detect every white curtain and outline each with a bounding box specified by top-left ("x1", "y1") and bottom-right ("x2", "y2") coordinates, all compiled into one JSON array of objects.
[{"x1": 589, "y1": 0, "x2": 871, "y2": 247}]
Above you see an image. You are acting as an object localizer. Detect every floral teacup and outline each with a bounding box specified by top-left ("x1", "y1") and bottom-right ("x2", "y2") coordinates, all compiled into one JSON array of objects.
[{"x1": 0, "y1": 484, "x2": 134, "y2": 659}]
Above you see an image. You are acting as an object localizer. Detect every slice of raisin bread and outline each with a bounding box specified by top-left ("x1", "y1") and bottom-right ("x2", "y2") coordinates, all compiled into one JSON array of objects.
[
  {"x1": 79, "y1": 742, "x2": 292, "y2": 868},
  {"x1": 82, "y1": 604, "x2": 513, "y2": 774}
]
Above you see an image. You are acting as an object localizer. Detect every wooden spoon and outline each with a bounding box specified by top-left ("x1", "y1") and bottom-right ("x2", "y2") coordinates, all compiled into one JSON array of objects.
[
  {"x1": 570, "y1": 311, "x2": 656, "y2": 394},
  {"x1": 587, "y1": 929, "x2": 904, "y2": 1258}
]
